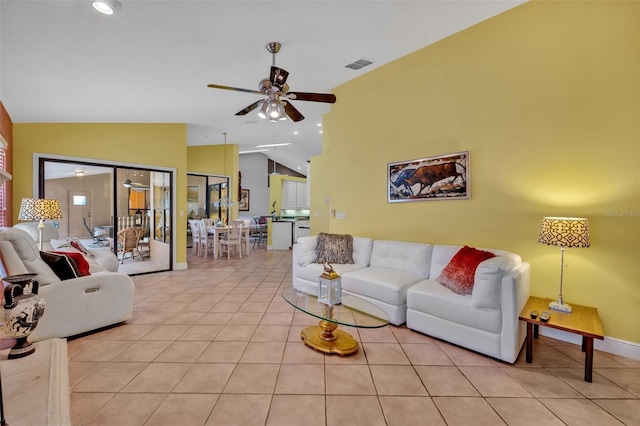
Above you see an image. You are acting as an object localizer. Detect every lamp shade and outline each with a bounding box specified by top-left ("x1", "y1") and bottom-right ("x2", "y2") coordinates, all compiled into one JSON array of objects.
[
  {"x1": 538, "y1": 217, "x2": 590, "y2": 248},
  {"x1": 18, "y1": 198, "x2": 63, "y2": 221}
]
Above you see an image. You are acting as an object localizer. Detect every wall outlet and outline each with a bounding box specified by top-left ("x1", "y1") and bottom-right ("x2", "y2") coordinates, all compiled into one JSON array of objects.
[{"x1": 314, "y1": 211, "x2": 320, "y2": 217}]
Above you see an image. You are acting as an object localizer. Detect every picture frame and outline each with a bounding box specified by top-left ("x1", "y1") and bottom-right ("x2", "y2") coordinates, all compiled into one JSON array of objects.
[
  {"x1": 388, "y1": 151, "x2": 469, "y2": 202},
  {"x1": 239, "y1": 188, "x2": 250, "y2": 211}
]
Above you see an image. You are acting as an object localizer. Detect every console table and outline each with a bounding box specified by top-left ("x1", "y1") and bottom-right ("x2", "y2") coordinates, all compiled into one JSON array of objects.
[
  {"x1": 0, "y1": 338, "x2": 70, "y2": 425},
  {"x1": 519, "y1": 296, "x2": 604, "y2": 382}
]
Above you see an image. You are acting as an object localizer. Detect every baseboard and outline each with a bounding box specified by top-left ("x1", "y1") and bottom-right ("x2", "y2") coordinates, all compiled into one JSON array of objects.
[
  {"x1": 174, "y1": 262, "x2": 188, "y2": 270},
  {"x1": 540, "y1": 327, "x2": 640, "y2": 361}
]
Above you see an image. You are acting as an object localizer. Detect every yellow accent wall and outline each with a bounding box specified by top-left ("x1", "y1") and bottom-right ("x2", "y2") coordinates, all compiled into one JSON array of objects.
[
  {"x1": 12, "y1": 123, "x2": 188, "y2": 264},
  {"x1": 187, "y1": 144, "x2": 240, "y2": 221},
  {"x1": 311, "y1": 1, "x2": 639, "y2": 343}
]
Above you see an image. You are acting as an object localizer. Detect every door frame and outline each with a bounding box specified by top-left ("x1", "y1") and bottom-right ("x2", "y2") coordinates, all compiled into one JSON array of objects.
[{"x1": 33, "y1": 153, "x2": 178, "y2": 271}]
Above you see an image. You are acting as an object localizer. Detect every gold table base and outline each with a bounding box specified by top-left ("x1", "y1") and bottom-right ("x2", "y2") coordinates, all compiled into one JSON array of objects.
[{"x1": 300, "y1": 319, "x2": 359, "y2": 355}]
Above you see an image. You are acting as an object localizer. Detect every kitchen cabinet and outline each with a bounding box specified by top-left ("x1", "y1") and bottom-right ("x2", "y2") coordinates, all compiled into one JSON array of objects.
[{"x1": 282, "y1": 181, "x2": 308, "y2": 209}]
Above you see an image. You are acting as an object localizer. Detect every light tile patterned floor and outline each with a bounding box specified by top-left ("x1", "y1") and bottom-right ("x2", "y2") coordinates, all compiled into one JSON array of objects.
[{"x1": 65, "y1": 248, "x2": 639, "y2": 425}]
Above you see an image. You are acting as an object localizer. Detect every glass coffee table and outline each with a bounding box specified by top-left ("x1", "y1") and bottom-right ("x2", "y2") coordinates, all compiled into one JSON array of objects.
[{"x1": 282, "y1": 285, "x2": 390, "y2": 355}]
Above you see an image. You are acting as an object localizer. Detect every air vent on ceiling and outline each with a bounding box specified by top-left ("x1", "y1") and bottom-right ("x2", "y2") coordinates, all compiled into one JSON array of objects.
[{"x1": 345, "y1": 59, "x2": 373, "y2": 70}]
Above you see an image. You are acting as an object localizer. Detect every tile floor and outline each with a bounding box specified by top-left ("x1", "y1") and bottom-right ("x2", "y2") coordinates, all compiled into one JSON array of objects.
[{"x1": 65, "y1": 248, "x2": 639, "y2": 425}]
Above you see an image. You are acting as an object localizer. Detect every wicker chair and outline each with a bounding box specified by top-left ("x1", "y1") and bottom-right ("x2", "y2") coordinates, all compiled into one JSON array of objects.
[{"x1": 116, "y1": 226, "x2": 146, "y2": 264}]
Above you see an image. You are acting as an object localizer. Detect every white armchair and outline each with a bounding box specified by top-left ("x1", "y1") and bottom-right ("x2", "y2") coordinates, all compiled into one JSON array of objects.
[{"x1": 0, "y1": 227, "x2": 135, "y2": 342}]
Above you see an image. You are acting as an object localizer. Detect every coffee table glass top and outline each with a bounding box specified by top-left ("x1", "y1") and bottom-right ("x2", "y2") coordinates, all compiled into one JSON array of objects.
[{"x1": 282, "y1": 286, "x2": 389, "y2": 328}]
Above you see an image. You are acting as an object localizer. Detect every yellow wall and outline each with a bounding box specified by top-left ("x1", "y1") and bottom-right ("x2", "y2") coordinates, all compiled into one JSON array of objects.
[
  {"x1": 12, "y1": 123, "x2": 188, "y2": 264},
  {"x1": 187, "y1": 144, "x2": 240, "y2": 220},
  {"x1": 311, "y1": 1, "x2": 639, "y2": 343}
]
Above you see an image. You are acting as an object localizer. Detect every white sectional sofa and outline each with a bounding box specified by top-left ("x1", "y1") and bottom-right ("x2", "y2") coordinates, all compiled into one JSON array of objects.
[
  {"x1": 0, "y1": 227, "x2": 135, "y2": 342},
  {"x1": 292, "y1": 234, "x2": 530, "y2": 363}
]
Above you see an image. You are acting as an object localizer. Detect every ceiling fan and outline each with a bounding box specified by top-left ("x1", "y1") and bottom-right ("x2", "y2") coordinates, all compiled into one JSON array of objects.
[{"x1": 207, "y1": 42, "x2": 337, "y2": 122}]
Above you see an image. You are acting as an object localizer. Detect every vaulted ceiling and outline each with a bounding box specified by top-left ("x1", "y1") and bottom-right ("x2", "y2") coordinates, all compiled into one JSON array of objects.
[{"x1": 0, "y1": 0, "x2": 523, "y2": 173}]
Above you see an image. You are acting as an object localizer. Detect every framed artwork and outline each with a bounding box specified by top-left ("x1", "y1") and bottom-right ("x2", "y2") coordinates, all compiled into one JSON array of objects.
[
  {"x1": 239, "y1": 188, "x2": 250, "y2": 211},
  {"x1": 388, "y1": 151, "x2": 469, "y2": 202}
]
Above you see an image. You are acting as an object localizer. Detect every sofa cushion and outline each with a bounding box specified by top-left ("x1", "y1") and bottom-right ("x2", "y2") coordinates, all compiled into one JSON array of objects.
[
  {"x1": 472, "y1": 255, "x2": 519, "y2": 310},
  {"x1": 342, "y1": 266, "x2": 424, "y2": 306},
  {"x1": 369, "y1": 240, "x2": 432, "y2": 277},
  {"x1": 40, "y1": 251, "x2": 81, "y2": 280},
  {"x1": 0, "y1": 241, "x2": 30, "y2": 277},
  {"x1": 296, "y1": 236, "x2": 318, "y2": 267},
  {"x1": 407, "y1": 279, "x2": 502, "y2": 333},
  {"x1": 437, "y1": 246, "x2": 496, "y2": 295},
  {"x1": 352, "y1": 237, "x2": 374, "y2": 266},
  {"x1": 316, "y1": 233, "x2": 354, "y2": 264},
  {"x1": 0, "y1": 228, "x2": 61, "y2": 285},
  {"x1": 13, "y1": 221, "x2": 59, "y2": 244},
  {"x1": 297, "y1": 262, "x2": 366, "y2": 284}
]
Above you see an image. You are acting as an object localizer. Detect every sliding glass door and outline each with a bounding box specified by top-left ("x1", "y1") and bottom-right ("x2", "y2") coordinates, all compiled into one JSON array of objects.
[{"x1": 39, "y1": 158, "x2": 173, "y2": 275}]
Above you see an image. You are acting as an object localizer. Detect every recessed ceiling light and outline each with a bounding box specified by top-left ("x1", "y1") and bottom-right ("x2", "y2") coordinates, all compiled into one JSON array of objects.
[
  {"x1": 256, "y1": 143, "x2": 291, "y2": 148},
  {"x1": 293, "y1": 131, "x2": 299, "y2": 135},
  {"x1": 239, "y1": 149, "x2": 270, "y2": 154},
  {"x1": 317, "y1": 123, "x2": 322, "y2": 127},
  {"x1": 319, "y1": 130, "x2": 323, "y2": 134},
  {"x1": 92, "y1": 0, "x2": 121, "y2": 15}
]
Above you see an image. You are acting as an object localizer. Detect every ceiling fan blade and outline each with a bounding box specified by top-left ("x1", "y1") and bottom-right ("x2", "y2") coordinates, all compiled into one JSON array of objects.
[
  {"x1": 286, "y1": 92, "x2": 337, "y2": 103},
  {"x1": 270, "y1": 66, "x2": 289, "y2": 89},
  {"x1": 207, "y1": 84, "x2": 263, "y2": 95},
  {"x1": 282, "y1": 101, "x2": 305, "y2": 122},
  {"x1": 235, "y1": 100, "x2": 262, "y2": 116}
]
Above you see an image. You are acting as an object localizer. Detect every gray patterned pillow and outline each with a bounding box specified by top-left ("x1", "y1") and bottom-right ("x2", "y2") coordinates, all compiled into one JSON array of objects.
[{"x1": 316, "y1": 233, "x2": 354, "y2": 264}]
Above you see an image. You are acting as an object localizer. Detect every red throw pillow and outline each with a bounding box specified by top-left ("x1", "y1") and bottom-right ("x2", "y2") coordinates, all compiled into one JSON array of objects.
[
  {"x1": 54, "y1": 251, "x2": 91, "y2": 276},
  {"x1": 437, "y1": 246, "x2": 495, "y2": 294}
]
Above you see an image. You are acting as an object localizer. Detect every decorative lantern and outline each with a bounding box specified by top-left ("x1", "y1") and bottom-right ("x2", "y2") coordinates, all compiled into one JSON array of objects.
[
  {"x1": 318, "y1": 276, "x2": 342, "y2": 306},
  {"x1": 318, "y1": 263, "x2": 342, "y2": 306}
]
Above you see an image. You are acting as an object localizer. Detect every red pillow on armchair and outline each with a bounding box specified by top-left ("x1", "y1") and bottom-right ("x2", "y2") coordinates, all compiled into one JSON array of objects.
[
  {"x1": 437, "y1": 246, "x2": 495, "y2": 294},
  {"x1": 54, "y1": 251, "x2": 91, "y2": 276}
]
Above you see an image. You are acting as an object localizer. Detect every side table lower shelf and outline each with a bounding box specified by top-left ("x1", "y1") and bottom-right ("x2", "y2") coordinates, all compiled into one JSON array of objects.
[{"x1": 0, "y1": 338, "x2": 70, "y2": 426}]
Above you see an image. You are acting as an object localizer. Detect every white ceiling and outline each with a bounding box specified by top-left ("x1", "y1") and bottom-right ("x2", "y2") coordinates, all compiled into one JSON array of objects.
[{"x1": 0, "y1": 0, "x2": 523, "y2": 174}]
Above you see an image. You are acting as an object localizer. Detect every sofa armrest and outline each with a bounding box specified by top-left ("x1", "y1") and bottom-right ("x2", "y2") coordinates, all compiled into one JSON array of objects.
[
  {"x1": 499, "y1": 262, "x2": 531, "y2": 363},
  {"x1": 30, "y1": 273, "x2": 135, "y2": 342}
]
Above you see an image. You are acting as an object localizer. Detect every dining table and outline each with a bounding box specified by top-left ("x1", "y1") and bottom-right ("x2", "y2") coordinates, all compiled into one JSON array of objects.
[{"x1": 206, "y1": 225, "x2": 251, "y2": 258}]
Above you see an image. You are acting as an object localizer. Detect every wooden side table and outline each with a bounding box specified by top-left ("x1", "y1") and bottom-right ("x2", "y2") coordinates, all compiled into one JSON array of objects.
[{"x1": 519, "y1": 296, "x2": 604, "y2": 382}]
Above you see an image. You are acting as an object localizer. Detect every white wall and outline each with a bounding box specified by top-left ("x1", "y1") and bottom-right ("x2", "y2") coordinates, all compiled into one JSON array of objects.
[{"x1": 239, "y1": 153, "x2": 269, "y2": 217}]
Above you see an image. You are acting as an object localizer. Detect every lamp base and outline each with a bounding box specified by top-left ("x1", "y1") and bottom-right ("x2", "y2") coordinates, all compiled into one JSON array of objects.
[{"x1": 549, "y1": 300, "x2": 572, "y2": 313}]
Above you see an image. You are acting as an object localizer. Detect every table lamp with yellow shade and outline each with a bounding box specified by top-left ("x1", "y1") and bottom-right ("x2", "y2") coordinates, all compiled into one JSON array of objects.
[
  {"x1": 538, "y1": 216, "x2": 590, "y2": 313},
  {"x1": 18, "y1": 198, "x2": 63, "y2": 251}
]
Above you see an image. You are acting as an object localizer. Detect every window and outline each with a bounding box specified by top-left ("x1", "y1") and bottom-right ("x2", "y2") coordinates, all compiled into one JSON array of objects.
[
  {"x1": 73, "y1": 195, "x2": 87, "y2": 206},
  {"x1": 0, "y1": 134, "x2": 10, "y2": 227}
]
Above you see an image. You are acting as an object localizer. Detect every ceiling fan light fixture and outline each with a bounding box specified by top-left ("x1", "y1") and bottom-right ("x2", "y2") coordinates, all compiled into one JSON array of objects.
[
  {"x1": 269, "y1": 101, "x2": 280, "y2": 119},
  {"x1": 92, "y1": 0, "x2": 121, "y2": 15},
  {"x1": 257, "y1": 101, "x2": 268, "y2": 119}
]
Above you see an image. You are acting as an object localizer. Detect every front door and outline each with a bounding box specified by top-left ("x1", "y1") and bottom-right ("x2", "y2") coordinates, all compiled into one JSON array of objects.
[{"x1": 68, "y1": 190, "x2": 92, "y2": 237}]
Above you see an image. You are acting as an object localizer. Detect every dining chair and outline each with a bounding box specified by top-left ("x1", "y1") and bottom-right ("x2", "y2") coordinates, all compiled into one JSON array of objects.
[
  {"x1": 188, "y1": 219, "x2": 201, "y2": 256},
  {"x1": 116, "y1": 226, "x2": 146, "y2": 264},
  {"x1": 202, "y1": 218, "x2": 213, "y2": 227},
  {"x1": 231, "y1": 220, "x2": 250, "y2": 256},
  {"x1": 219, "y1": 223, "x2": 242, "y2": 259},
  {"x1": 196, "y1": 219, "x2": 215, "y2": 257},
  {"x1": 253, "y1": 216, "x2": 268, "y2": 248}
]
